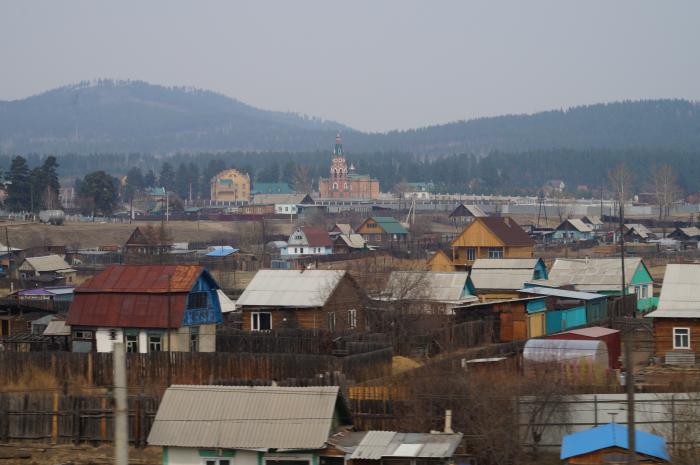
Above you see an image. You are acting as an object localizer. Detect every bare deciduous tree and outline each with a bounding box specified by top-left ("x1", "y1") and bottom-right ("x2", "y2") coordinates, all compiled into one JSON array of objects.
[{"x1": 648, "y1": 164, "x2": 681, "y2": 232}]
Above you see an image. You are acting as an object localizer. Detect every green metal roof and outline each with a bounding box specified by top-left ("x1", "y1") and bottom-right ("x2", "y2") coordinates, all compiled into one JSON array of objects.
[
  {"x1": 251, "y1": 182, "x2": 294, "y2": 195},
  {"x1": 371, "y1": 217, "x2": 408, "y2": 234}
]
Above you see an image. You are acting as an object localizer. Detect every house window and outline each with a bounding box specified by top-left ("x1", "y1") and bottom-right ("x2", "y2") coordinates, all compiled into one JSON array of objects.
[
  {"x1": 488, "y1": 247, "x2": 504, "y2": 259},
  {"x1": 327, "y1": 312, "x2": 336, "y2": 332},
  {"x1": 148, "y1": 334, "x2": 162, "y2": 352},
  {"x1": 348, "y1": 309, "x2": 357, "y2": 329},
  {"x1": 125, "y1": 334, "x2": 139, "y2": 353},
  {"x1": 204, "y1": 460, "x2": 231, "y2": 465},
  {"x1": 252, "y1": 312, "x2": 272, "y2": 331},
  {"x1": 674, "y1": 328, "x2": 690, "y2": 349},
  {"x1": 74, "y1": 330, "x2": 93, "y2": 340},
  {"x1": 466, "y1": 247, "x2": 476, "y2": 261},
  {"x1": 190, "y1": 326, "x2": 199, "y2": 352},
  {"x1": 188, "y1": 292, "x2": 208, "y2": 309}
]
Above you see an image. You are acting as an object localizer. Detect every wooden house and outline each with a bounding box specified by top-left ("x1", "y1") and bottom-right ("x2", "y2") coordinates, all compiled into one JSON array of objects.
[
  {"x1": 148, "y1": 385, "x2": 353, "y2": 465},
  {"x1": 646, "y1": 264, "x2": 700, "y2": 365},
  {"x1": 455, "y1": 296, "x2": 547, "y2": 342},
  {"x1": 518, "y1": 287, "x2": 608, "y2": 335},
  {"x1": 427, "y1": 249, "x2": 455, "y2": 272},
  {"x1": 581, "y1": 215, "x2": 604, "y2": 231},
  {"x1": 356, "y1": 217, "x2": 408, "y2": 244},
  {"x1": 236, "y1": 270, "x2": 365, "y2": 332},
  {"x1": 552, "y1": 218, "x2": 594, "y2": 242},
  {"x1": 547, "y1": 257, "x2": 655, "y2": 313},
  {"x1": 282, "y1": 226, "x2": 333, "y2": 257},
  {"x1": 560, "y1": 423, "x2": 669, "y2": 464},
  {"x1": 66, "y1": 264, "x2": 223, "y2": 353},
  {"x1": 623, "y1": 223, "x2": 656, "y2": 242},
  {"x1": 123, "y1": 226, "x2": 172, "y2": 258},
  {"x1": 380, "y1": 271, "x2": 478, "y2": 314},
  {"x1": 668, "y1": 226, "x2": 700, "y2": 242},
  {"x1": 18, "y1": 254, "x2": 76, "y2": 285},
  {"x1": 448, "y1": 203, "x2": 487, "y2": 225},
  {"x1": 450, "y1": 217, "x2": 535, "y2": 270},
  {"x1": 469, "y1": 258, "x2": 547, "y2": 300}
]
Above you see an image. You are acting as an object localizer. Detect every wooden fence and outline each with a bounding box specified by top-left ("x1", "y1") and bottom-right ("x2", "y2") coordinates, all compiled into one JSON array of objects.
[{"x1": 0, "y1": 350, "x2": 392, "y2": 391}]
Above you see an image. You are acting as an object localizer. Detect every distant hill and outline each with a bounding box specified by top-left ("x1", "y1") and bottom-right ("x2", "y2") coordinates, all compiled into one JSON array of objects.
[{"x1": 1, "y1": 80, "x2": 699, "y2": 154}]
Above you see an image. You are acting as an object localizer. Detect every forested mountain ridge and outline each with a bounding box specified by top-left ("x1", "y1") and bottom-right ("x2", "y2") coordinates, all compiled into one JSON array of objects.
[
  {"x1": 1, "y1": 80, "x2": 699, "y2": 154},
  {"x1": 0, "y1": 80, "x2": 352, "y2": 154}
]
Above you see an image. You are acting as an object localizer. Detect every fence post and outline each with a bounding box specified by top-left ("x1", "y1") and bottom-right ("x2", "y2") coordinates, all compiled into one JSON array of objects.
[
  {"x1": 72, "y1": 397, "x2": 81, "y2": 445},
  {"x1": 51, "y1": 392, "x2": 59, "y2": 444}
]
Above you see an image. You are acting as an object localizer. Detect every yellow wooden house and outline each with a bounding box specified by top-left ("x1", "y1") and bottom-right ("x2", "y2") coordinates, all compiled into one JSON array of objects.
[{"x1": 450, "y1": 217, "x2": 535, "y2": 270}]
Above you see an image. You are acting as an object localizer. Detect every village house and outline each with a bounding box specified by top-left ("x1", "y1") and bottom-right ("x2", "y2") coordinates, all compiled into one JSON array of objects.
[
  {"x1": 667, "y1": 226, "x2": 700, "y2": 242},
  {"x1": 448, "y1": 203, "x2": 487, "y2": 226},
  {"x1": 356, "y1": 217, "x2": 409, "y2": 244},
  {"x1": 380, "y1": 271, "x2": 478, "y2": 314},
  {"x1": 551, "y1": 218, "x2": 594, "y2": 242},
  {"x1": 546, "y1": 257, "x2": 656, "y2": 313},
  {"x1": 123, "y1": 226, "x2": 172, "y2": 258},
  {"x1": 66, "y1": 264, "x2": 222, "y2": 353},
  {"x1": 282, "y1": 226, "x2": 333, "y2": 256},
  {"x1": 427, "y1": 249, "x2": 455, "y2": 272},
  {"x1": 560, "y1": 423, "x2": 669, "y2": 464},
  {"x1": 148, "y1": 385, "x2": 353, "y2": 465},
  {"x1": 18, "y1": 254, "x2": 76, "y2": 285},
  {"x1": 329, "y1": 224, "x2": 367, "y2": 254},
  {"x1": 469, "y1": 258, "x2": 547, "y2": 300},
  {"x1": 402, "y1": 182, "x2": 434, "y2": 200},
  {"x1": 455, "y1": 296, "x2": 547, "y2": 341},
  {"x1": 581, "y1": 215, "x2": 604, "y2": 231},
  {"x1": 518, "y1": 286, "x2": 609, "y2": 335},
  {"x1": 623, "y1": 223, "x2": 656, "y2": 242},
  {"x1": 236, "y1": 269, "x2": 365, "y2": 332},
  {"x1": 450, "y1": 217, "x2": 535, "y2": 270},
  {"x1": 273, "y1": 194, "x2": 315, "y2": 215},
  {"x1": 251, "y1": 182, "x2": 294, "y2": 196},
  {"x1": 646, "y1": 264, "x2": 700, "y2": 365}
]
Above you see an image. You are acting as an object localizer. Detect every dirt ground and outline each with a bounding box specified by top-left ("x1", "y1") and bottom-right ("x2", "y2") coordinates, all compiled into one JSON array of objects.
[
  {"x1": 0, "y1": 219, "x2": 295, "y2": 250},
  {"x1": 0, "y1": 444, "x2": 160, "y2": 465}
]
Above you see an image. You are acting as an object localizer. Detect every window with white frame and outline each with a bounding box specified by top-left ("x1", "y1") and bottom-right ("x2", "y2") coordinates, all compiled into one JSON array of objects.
[
  {"x1": 348, "y1": 309, "x2": 357, "y2": 329},
  {"x1": 466, "y1": 247, "x2": 476, "y2": 261},
  {"x1": 148, "y1": 334, "x2": 162, "y2": 352},
  {"x1": 487, "y1": 247, "x2": 504, "y2": 259},
  {"x1": 252, "y1": 312, "x2": 272, "y2": 331},
  {"x1": 674, "y1": 327, "x2": 690, "y2": 349}
]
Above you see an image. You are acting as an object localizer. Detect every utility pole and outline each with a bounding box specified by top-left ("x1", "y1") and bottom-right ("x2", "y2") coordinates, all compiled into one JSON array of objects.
[
  {"x1": 5, "y1": 227, "x2": 12, "y2": 291},
  {"x1": 167, "y1": 273, "x2": 172, "y2": 387},
  {"x1": 113, "y1": 341, "x2": 128, "y2": 465},
  {"x1": 618, "y1": 183, "x2": 637, "y2": 465}
]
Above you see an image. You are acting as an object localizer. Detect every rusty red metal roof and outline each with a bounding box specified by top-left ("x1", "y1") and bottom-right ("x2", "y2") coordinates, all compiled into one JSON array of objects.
[
  {"x1": 76, "y1": 264, "x2": 203, "y2": 293},
  {"x1": 67, "y1": 265, "x2": 204, "y2": 329}
]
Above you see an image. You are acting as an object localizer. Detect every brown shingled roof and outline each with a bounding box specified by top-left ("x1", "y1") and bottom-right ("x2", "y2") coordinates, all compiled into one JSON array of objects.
[
  {"x1": 300, "y1": 226, "x2": 333, "y2": 248},
  {"x1": 479, "y1": 217, "x2": 535, "y2": 246}
]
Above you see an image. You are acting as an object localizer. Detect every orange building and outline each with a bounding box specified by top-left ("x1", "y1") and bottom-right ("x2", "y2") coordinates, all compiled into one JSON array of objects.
[
  {"x1": 318, "y1": 134, "x2": 380, "y2": 199},
  {"x1": 210, "y1": 169, "x2": 250, "y2": 202}
]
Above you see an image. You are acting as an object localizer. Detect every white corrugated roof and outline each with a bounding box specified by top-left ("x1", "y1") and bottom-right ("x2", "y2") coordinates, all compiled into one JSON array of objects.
[
  {"x1": 560, "y1": 218, "x2": 593, "y2": 233},
  {"x1": 43, "y1": 318, "x2": 71, "y2": 336},
  {"x1": 338, "y1": 234, "x2": 366, "y2": 249},
  {"x1": 647, "y1": 264, "x2": 700, "y2": 318},
  {"x1": 471, "y1": 259, "x2": 542, "y2": 291},
  {"x1": 519, "y1": 286, "x2": 606, "y2": 301},
  {"x1": 236, "y1": 270, "x2": 346, "y2": 308},
  {"x1": 348, "y1": 431, "x2": 462, "y2": 460},
  {"x1": 147, "y1": 385, "x2": 342, "y2": 449},
  {"x1": 217, "y1": 289, "x2": 237, "y2": 313},
  {"x1": 385, "y1": 271, "x2": 476, "y2": 303},
  {"x1": 548, "y1": 258, "x2": 644, "y2": 291}
]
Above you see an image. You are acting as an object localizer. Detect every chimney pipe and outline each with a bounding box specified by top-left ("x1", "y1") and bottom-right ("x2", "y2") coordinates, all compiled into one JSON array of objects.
[{"x1": 444, "y1": 409, "x2": 453, "y2": 433}]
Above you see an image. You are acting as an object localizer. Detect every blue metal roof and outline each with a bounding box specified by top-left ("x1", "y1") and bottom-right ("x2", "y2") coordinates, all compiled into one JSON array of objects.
[
  {"x1": 205, "y1": 246, "x2": 239, "y2": 257},
  {"x1": 560, "y1": 423, "x2": 669, "y2": 461}
]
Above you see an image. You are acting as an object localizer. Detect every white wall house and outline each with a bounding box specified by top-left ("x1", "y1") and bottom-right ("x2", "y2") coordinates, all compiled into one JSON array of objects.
[{"x1": 280, "y1": 226, "x2": 333, "y2": 256}]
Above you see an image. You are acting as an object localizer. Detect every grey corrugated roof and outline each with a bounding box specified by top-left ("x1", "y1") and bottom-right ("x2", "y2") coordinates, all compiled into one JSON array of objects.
[
  {"x1": 348, "y1": 431, "x2": 462, "y2": 459},
  {"x1": 647, "y1": 264, "x2": 700, "y2": 318},
  {"x1": 147, "y1": 385, "x2": 341, "y2": 450},
  {"x1": 548, "y1": 258, "x2": 644, "y2": 291},
  {"x1": 385, "y1": 271, "x2": 476, "y2": 304},
  {"x1": 471, "y1": 259, "x2": 542, "y2": 291},
  {"x1": 43, "y1": 319, "x2": 71, "y2": 336},
  {"x1": 338, "y1": 234, "x2": 366, "y2": 249},
  {"x1": 561, "y1": 218, "x2": 593, "y2": 233},
  {"x1": 519, "y1": 286, "x2": 606, "y2": 301},
  {"x1": 236, "y1": 270, "x2": 346, "y2": 308}
]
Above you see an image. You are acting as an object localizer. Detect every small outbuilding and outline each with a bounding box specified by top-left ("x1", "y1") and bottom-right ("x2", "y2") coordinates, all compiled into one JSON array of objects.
[
  {"x1": 546, "y1": 326, "x2": 621, "y2": 369},
  {"x1": 560, "y1": 423, "x2": 670, "y2": 464},
  {"x1": 523, "y1": 339, "x2": 609, "y2": 373}
]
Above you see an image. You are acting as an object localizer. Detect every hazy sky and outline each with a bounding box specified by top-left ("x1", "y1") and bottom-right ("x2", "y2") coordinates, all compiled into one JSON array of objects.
[{"x1": 1, "y1": 1, "x2": 699, "y2": 132}]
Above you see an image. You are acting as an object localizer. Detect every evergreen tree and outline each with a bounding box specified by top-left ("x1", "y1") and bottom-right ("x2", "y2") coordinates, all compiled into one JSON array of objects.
[
  {"x1": 75, "y1": 171, "x2": 119, "y2": 216},
  {"x1": 125, "y1": 167, "x2": 145, "y2": 200},
  {"x1": 144, "y1": 169, "x2": 157, "y2": 188},
  {"x1": 159, "y1": 162, "x2": 176, "y2": 191},
  {"x1": 187, "y1": 162, "x2": 200, "y2": 200},
  {"x1": 5, "y1": 156, "x2": 32, "y2": 212},
  {"x1": 200, "y1": 159, "x2": 225, "y2": 200},
  {"x1": 40, "y1": 156, "x2": 60, "y2": 209},
  {"x1": 174, "y1": 163, "x2": 189, "y2": 199}
]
